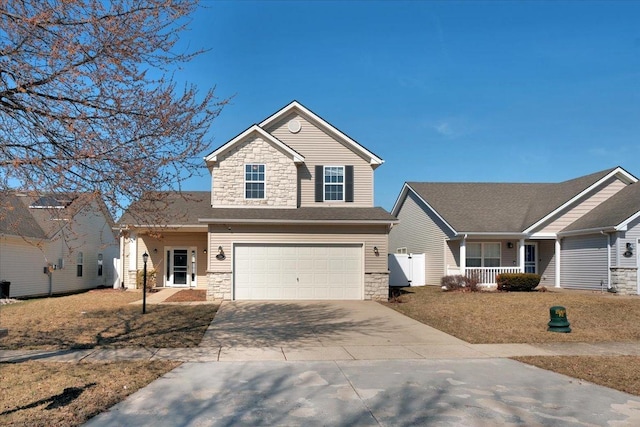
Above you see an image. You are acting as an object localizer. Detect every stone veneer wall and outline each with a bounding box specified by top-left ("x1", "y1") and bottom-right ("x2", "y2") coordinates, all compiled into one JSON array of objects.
[
  {"x1": 611, "y1": 267, "x2": 637, "y2": 295},
  {"x1": 207, "y1": 272, "x2": 232, "y2": 300},
  {"x1": 212, "y1": 136, "x2": 297, "y2": 207},
  {"x1": 365, "y1": 272, "x2": 389, "y2": 301}
]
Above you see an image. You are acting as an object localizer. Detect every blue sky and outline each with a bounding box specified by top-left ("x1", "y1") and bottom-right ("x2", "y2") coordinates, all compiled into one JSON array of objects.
[{"x1": 176, "y1": 1, "x2": 640, "y2": 211}]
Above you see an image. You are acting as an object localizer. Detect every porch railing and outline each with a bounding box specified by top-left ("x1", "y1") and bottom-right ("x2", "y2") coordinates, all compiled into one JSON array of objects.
[{"x1": 465, "y1": 267, "x2": 522, "y2": 285}]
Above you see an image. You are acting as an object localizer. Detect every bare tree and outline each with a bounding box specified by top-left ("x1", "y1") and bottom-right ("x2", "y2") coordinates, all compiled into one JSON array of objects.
[{"x1": 0, "y1": 0, "x2": 226, "y2": 218}]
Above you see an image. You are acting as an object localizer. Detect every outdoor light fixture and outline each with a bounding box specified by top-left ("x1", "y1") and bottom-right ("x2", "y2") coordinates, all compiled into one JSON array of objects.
[
  {"x1": 142, "y1": 252, "x2": 149, "y2": 314},
  {"x1": 153, "y1": 248, "x2": 158, "y2": 253},
  {"x1": 216, "y1": 246, "x2": 226, "y2": 261},
  {"x1": 507, "y1": 242, "x2": 514, "y2": 249},
  {"x1": 373, "y1": 246, "x2": 379, "y2": 256},
  {"x1": 624, "y1": 243, "x2": 634, "y2": 258},
  {"x1": 203, "y1": 248, "x2": 207, "y2": 254}
]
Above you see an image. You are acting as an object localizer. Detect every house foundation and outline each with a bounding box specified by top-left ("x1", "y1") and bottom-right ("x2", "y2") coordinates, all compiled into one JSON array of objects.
[
  {"x1": 610, "y1": 267, "x2": 638, "y2": 295},
  {"x1": 207, "y1": 272, "x2": 232, "y2": 300},
  {"x1": 365, "y1": 272, "x2": 390, "y2": 301}
]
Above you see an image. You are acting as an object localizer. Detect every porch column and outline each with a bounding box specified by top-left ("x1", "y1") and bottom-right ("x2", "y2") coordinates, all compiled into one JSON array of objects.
[
  {"x1": 128, "y1": 233, "x2": 137, "y2": 271},
  {"x1": 519, "y1": 238, "x2": 525, "y2": 273},
  {"x1": 555, "y1": 238, "x2": 561, "y2": 288},
  {"x1": 460, "y1": 237, "x2": 466, "y2": 275}
]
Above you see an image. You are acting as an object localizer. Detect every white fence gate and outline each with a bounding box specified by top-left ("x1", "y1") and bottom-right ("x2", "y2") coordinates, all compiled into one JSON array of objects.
[
  {"x1": 388, "y1": 253, "x2": 425, "y2": 287},
  {"x1": 112, "y1": 258, "x2": 121, "y2": 289}
]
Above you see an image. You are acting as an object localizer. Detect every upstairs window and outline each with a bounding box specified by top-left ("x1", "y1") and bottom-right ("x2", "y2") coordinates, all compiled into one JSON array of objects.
[
  {"x1": 324, "y1": 166, "x2": 344, "y2": 201},
  {"x1": 77, "y1": 252, "x2": 83, "y2": 277},
  {"x1": 245, "y1": 164, "x2": 265, "y2": 199}
]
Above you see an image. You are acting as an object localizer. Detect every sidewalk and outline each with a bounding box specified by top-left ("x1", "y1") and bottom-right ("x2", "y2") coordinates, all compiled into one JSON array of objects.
[{"x1": 3, "y1": 289, "x2": 640, "y2": 363}]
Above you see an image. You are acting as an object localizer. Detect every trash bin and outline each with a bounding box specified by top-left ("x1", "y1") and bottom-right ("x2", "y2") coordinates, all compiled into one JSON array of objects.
[{"x1": 0, "y1": 281, "x2": 10, "y2": 298}]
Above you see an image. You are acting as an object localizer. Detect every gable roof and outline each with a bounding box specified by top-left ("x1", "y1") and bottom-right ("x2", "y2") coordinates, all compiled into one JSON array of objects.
[
  {"x1": 1, "y1": 192, "x2": 113, "y2": 240},
  {"x1": 396, "y1": 167, "x2": 637, "y2": 235},
  {"x1": 204, "y1": 124, "x2": 304, "y2": 165},
  {"x1": 561, "y1": 181, "x2": 640, "y2": 234},
  {"x1": 117, "y1": 191, "x2": 397, "y2": 227},
  {"x1": 205, "y1": 101, "x2": 383, "y2": 168}
]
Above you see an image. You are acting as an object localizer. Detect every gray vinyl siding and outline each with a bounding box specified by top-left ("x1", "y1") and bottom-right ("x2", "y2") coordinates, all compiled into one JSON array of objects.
[
  {"x1": 538, "y1": 240, "x2": 556, "y2": 287},
  {"x1": 265, "y1": 112, "x2": 374, "y2": 207},
  {"x1": 389, "y1": 191, "x2": 455, "y2": 286},
  {"x1": 561, "y1": 234, "x2": 608, "y2": 290},
  {"x1": 615, "y1": 216, "x2": 640, "y2": 268}
]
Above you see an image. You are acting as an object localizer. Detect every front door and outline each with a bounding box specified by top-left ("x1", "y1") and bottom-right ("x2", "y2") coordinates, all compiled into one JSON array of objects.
[
  {"x1": 524, "y1": 243, "x2": 537, "y2": 274},
  {"x1": 166, "y1": 247, "x2": 197, "y2": 287}
]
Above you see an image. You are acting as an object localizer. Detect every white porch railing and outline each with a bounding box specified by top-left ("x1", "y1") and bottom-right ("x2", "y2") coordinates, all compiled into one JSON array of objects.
[{"x1": 465, "y1": 267, "x2": 521, "y2": 285}]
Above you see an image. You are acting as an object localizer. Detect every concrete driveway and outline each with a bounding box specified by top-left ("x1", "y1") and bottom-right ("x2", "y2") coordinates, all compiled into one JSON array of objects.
[{"x1": 83, "y1": 301, "x2": 640, "y2": 426}]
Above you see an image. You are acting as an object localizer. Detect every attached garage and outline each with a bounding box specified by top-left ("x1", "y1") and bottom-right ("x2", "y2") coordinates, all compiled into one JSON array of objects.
[{"x1": 233, "y1": 243, "x2": 363, "y2": 300}]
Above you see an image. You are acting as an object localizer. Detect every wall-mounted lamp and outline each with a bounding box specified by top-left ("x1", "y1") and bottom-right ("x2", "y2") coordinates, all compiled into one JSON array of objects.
[
  {"x1": 624, "y1": 242, "x2": 634, "y2": 258},
  {"x1": 507, "y1": 242, "x2": 513, "y2": 249},
  {"x1": 203, "y1": 248, "x2": 207, "y2": 254},
  {"x1": 373, "y1": 246, "x2": 379, "y2": 256},
  {"x1": 216, "y1": 245, "x2": 226, "y2": 261},
  {"x1": 153, "y1": 248, "x2": 158, "y2": 253}
]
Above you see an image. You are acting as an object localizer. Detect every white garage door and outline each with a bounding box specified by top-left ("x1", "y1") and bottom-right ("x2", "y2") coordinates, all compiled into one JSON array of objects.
[{"x1": 234, "y1": 244, "x2": 363, "y2": 300}]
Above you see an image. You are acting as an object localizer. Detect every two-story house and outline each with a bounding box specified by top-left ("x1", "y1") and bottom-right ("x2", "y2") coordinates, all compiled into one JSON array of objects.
[
  {"x1": 0, "y1": 192, "x2": 118, "y2": 298},
  {"x1": 117, "y1": 101, "x2": 397, "y2": 300}
]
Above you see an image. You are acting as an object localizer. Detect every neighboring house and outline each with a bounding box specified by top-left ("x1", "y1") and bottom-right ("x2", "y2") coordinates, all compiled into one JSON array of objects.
[
  {"x1": 389, "y1": 167, "x2": 640, "y2": 295},
  {"x1": 117, "y1": 101, "x2": 397, "y2": 300},
  {"x1": 0, "y1": 192, "x2": 118, "y2": 298}
]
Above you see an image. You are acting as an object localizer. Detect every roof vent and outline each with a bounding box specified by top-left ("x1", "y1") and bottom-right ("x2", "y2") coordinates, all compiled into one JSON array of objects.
[{"x1": 287, "y1": 119, "x2": 301, "y2": 134}]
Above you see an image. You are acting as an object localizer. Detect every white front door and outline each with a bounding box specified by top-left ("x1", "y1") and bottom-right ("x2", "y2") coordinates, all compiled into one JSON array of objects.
[{"x1": 166, "y1": 247, "x2": 197, "y2": 287}]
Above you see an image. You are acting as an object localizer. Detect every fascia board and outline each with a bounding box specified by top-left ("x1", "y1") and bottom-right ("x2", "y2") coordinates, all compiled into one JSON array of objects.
[
  {"x1": 558, "y1": 226, "x2": 616, "y2": 237},
  {"x1": 259, "y1": 101, "x2": 384, "y2": 166},
  {"x1": 198, "y1": 218, "x2": 398, "y2": 225},
  {"x1": 524, "y1": 167, "x2": 637, "y2": 234},
  {"x1": 399, "y1": 184, "x2": 457, "y2": 236},
  {"x1": 204, "y1": 125, "x2": 304, "y2": 164},
  {"x1": 455, "y1": 232, "x2": 527, "y2": 239},
  {"x1": 615, "y1": 210, "x2": 640, "y2": 231}
]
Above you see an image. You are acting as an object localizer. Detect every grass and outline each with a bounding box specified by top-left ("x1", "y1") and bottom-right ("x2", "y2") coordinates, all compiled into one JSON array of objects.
[
  {"x1": 384, "y1": 285, "x2": 640, "y2": 396},
  {"x1": 0, "y1": 288, "x2": 218, "y2": 426},
  {"x1": 0, "y1": 361, "x2": 179, "y2": 427},
  {"x1": 164, "y1": 289, "x2": 207, "y2": 302},
  {"x1": 383, "y1": 286, "x2": 640, "y2": 343},
  {"x1": 0, "y1": 288, "x2": 219, "y2": 350}
]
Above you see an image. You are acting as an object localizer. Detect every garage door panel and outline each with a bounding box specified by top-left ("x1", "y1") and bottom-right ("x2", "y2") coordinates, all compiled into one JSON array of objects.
[{"x1": 234, "y1": 244, "x2": 362, "y2": 300}]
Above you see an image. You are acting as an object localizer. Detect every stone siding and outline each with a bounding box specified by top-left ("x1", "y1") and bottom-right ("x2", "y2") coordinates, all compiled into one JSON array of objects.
[
  {"x1": 212, "y1": 136, "x2": 297, "y2": 207},
  {"x1": 207, "y1": 271, "x2": 232, "y2": 300},
  {"x1": 365, "y1": 272, "x2": 389, "y2": 301},
  {"x1": 611, "y1": 267, "x2": 637, "y2": 295}
]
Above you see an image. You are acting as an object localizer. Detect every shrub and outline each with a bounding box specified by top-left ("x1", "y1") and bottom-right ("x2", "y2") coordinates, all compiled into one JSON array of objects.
[
  {"x1": 136, "y1": 268, "x2": 157, "y2": 289},
  {"x1": 440, "y1": 274, "x2": 479, "y2": 292},
  {"x1": 496, "y1": 273, "x2": 541, "y2": 292}
]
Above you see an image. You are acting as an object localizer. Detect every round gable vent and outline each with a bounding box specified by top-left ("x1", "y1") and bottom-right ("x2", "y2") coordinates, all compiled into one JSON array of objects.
[{"x1": 287, "y1": 119, "x2": 301, "y2": 134}]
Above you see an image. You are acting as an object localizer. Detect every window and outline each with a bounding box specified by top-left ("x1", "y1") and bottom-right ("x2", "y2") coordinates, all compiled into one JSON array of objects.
[
  {"x1": 97, "y1": 253, "x2": 103, "y2": 277},
  {"x1": 77, "y1": 252, "x2": 83, "y2": 277},
  {"x1": 397, "y1": 247, "x2": 408, "y2": 254},
  {"x1": 245, "y1": 164, "x2": 265, "y2": 199},
  {"x1": 324, "y1": 166, "x2": 344, "y2": 201},
  {"x1": 466, "y1": 243, "x2": 500, "y2": 267}
]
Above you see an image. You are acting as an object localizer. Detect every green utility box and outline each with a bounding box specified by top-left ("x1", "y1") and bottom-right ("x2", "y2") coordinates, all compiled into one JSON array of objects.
[{"x1": 548, "y1": 306, "x2": 571, "y2": 333}]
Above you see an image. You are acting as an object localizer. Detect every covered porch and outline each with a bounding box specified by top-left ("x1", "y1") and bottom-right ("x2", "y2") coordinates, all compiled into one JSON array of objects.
[{"x1": 446, "y1": 236, "x2": 558, "y2": 288}]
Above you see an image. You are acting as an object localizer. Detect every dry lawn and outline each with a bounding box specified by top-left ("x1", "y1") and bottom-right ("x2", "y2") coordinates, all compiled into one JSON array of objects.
[
  {"x1": 0, "y1": 289, "x2": 218, "y2": 350},
  {"x1": 0, "y1": 361, "x2": 179, "y2": 427},
  {"x1": 164, "y1": 289, "x2": 207, "y2": 302},
  {"x1": 383, "y1": 286, "x2": 640, "y2": 343},
  {"x1": 514, "y1": 356, "x2": 640, "y2": 396}
]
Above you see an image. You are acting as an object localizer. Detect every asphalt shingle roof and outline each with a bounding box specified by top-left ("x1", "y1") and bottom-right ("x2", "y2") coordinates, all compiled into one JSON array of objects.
[
  {"x1": 117, "y1": 191, "x2": 396, "y2": 226},
  {"x1": 406, "y1": 168, "x2": 619, "y2": 233}
]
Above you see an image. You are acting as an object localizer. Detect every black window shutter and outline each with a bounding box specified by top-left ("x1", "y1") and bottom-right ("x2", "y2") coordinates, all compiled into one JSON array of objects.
[
  {"x1": 315, "y1": 165, "x2": 324, "y2": 202},
  {"x1": 345, "y1": 165, "x2": 354, "y2": 202}
]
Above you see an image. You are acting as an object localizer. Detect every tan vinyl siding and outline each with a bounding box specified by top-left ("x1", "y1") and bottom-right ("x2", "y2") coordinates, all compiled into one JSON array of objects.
[
  {"x1": 445, "y1": 241, "x2": 458, "y2": 270},
  {"x1": 389, "y1": 191, "x2": 455, "y2": 285},
  {"x1": 0, "y1": 236, "x2": 49, "y2": 297},
  {"x1": 208, "y1": 223, "x2": 388, "y2": 273},
  {"x1": 540, "y1": 177, "x2": 627, "y2": 233},
  {"x1": 139, "y1": 233, "x2": 208, "y2": 288},
  {"x1": 561, "y1": 234, "x2": 608, "y2": 290},
  {"x1": 265, "y1": 112, "x2": 374, "y2": 207}
]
